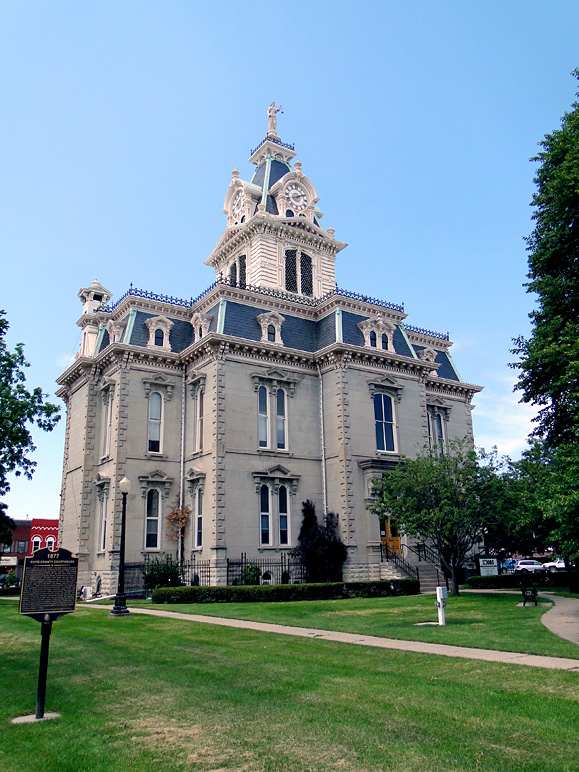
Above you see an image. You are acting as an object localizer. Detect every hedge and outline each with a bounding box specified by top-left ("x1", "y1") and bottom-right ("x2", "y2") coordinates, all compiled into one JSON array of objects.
[
  {"x1": 465, "y1": 572, "x2": 576, "y2": 590},
  {"x1": 0, "y1": 586, "x2": 20, "y2": 597},
  {"x1": 151, "y1": 578, "x2": 419, "y2": 604}
]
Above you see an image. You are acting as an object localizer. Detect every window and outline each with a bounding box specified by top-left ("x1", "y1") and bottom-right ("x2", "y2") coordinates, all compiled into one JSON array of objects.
[
  {"x1": 284, "y1": 249, "x2": 314, "y2": 296},
  {"x1": 196, "y1": 488, "x2": 203, "y2": 547},
  {"x1": 229, "y1": 262, "x2": 237, "y2": 286},
  {"x1": 16, "y1": 541, "x2": 27, "y2": 554},
  {"x1": 146, "y1": 489, "x2": 160, "y2": 548},
  {"x1": 279, "y1": 485, "x2": 289, "y2": 545},
  {"x1": 258, "y1": 386, "x2": 269, "y2": 448},
  {"x1": 46, "y1": 536, "x2": 55, "y2": 551},
  {"x1": 370, "y1": 331, "x2": 377, "y2": 348},
  {"x1": 32, "y1": 537, "x2": 41, "y2": 552},
  {"x1": 428, "y1": 408, "x2": 446, "y2": 456},
  {"x1": 239, "y1": 255, "x2": 246, "y2": 288},
  {"x1": 260, "y1": 484, "x2": 270, "y2": 545},
  {"x1": 148, "y1": 392, "x2": 162, "y2": 453},
  {"x1": 154, "y1": 329, "x2": 164, "y2": 346},
  {"x1": 381, "y1": 334, "x2": 388, "y2": 350},
  {"x1": 374, "y1": 393, "x2": 395, "y2": 452},
  {"x1": 197, "y1": 390, "x2": 204, "y2": 451},
  {"x1": 102, "y1": 390, "x2": 113, "y2": 457},
  {"x1": 99, "y1": 490, "x2": 108, "y2": 551},
  {"x1": 267, "y1": 325, "x2": 276, "y2": 342},
  {"x1": 276, "y1": 388, "x2": 286, "y2": 450}
]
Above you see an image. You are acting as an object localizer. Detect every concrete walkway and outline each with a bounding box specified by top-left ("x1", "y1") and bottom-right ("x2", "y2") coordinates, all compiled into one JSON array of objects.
[{"x1": 126, "y1": 600, "x2": 579, "y2": 673}]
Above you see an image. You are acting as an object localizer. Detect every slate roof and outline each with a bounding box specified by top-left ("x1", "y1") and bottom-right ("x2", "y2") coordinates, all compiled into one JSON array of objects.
[{"x1": 413, "y1": 345, "x2": 460, "y2": 382}]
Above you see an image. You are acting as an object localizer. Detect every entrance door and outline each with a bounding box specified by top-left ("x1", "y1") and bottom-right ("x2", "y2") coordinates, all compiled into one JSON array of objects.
[{"x1": 380, "y1": 518, "x2": 401, "y2": 554}]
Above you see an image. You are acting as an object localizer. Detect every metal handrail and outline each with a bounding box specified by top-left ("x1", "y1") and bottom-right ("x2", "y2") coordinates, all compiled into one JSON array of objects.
[
  {"x1": 405, "y1": 544, "x2": 447, "y2": 588},
  {"x1": 381, "y1": 544, "x2": 419, "y2": 580}
]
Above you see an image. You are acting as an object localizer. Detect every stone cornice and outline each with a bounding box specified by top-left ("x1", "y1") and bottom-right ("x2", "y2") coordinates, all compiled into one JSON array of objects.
[{"x1": 206, "y1": 215, "x2": 347, "y2": 269}]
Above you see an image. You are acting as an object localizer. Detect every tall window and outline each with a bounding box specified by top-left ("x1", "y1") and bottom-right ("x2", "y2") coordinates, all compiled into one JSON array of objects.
[
  {"x1": 370, "y1": 331, "x2": 377, "y2": 348},
  {"x1": 197, "y1": 390, "x2": 204, "y2": 451},
  {"x1": 146, "y1": 489, "x2": 160, "y2": 548},
  {"x1": 46, "y1": 537, "x2": 55, "y2": 550},
  {"x1": 258, "y1": 386, "x2": 269, "y2": 448},
  {"x1": 381, "y1": 334, "x2": 388, "y2": 350},
  {"x1": 32, "y1": 536, "x2": 41, "y2": 552},
  {"x1": 196, "y1": 488, "x2": 203, "y2": 548},
  {"x1": 279, "y1": 485, "x2": 289, "y2": 545},
  {"x1": 229, "y1": 262, "x2": 237, "y2": 285},
  {"x1": 284, "y1": 249, "x2": 314, "y2": 296},
  {"x1": 276, "y1": 388, "x2": 286, "y2": 450},
  {"x1": 428, "y1": 409, "x2": 445, "y2": 456},
  {"x1": 239, "y1": 255, "x2": 246, "y2": 288},
  {"x1": 99, "y1": 490, "x2": 108, "y2": 551},
  {"x1": 374, "y1": 393, "x2": 395, "y2": 452},
  {"x1": 267, "y1": 324, "x2": 276, "y2": 342},
  {"x1": 154, "y1": 329, "x2": 164, "y2": 346},
  {"x1": 102, "y1": 391, "x2": 113, "y2": 457},
  {"x1": 260, "y1": 484, "x2": 270, "y2": 545},
  {"x1": 148, "y1": 392, "x2": 162, "y2": 453}
]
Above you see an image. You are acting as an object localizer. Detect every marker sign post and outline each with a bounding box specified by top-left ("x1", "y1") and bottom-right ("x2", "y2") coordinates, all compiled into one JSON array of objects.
[{"x1": 19, "y1": 547, "x2": 79, "y2": 720}]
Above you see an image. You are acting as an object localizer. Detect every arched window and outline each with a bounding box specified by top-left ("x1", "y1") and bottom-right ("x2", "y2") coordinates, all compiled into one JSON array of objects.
[
  {"x1": 285, "y1": 249, "x2": 298, "y2": 293},
  {"x1": 276, "y1": 388, "x2": 286, "y2": 450},
  {"x1": 146, "y1": 489, "x2": 160, "y2": 549},
  {"x1": 99, "y1": 490, "x2": 108, "y2": 551},
  {"x1": 102, "y1": 390, "x2": 113, "y2": 457},
  {"x1": 260, "y1": 484, "x2": 270, "y2": 545},
  {"x1": 286, "y1": 209, "x2": 294, "y2": 217},
  {"x1": 229, "y1": 262, "x2": 238, "y2": 286},
  {"x1": 258, "y1": 386, "x2": 268, "y2": 448},
  {"x1": 428, "y1": 409, "x2": 446, "y2": 456},
  {"x1": 374, "y1": 393, "x2": 395, "y2": 452},
  {"x1": 239, "y1": 255, "x2": 247, "y2": 289},
  {"x1": 279, "y1": 485, "x2": 289, "y2": 545},
  {"x1": 154, "y1": 329, "x2": 164, "y2": 347},
  {"x1": 196, "y1": 488, "x2": 203, "y2": 547},
  {"x1": 370, "y1": 331, "x2": 377, "y2": 348},
  {"x1": 32, "y1": 536, "x2": 41, "y2": 552},
  {"x1": 46, "y1": 536, "x2": 55, "y2": 551},
  {"x1": 381, "y1": 334, "x2": 388, "y2": 350},
  {"x1": 148, "y1": 392, "x2": 162, "y2": 453},
  {"x1": 198, "y1": 326, "x2": 203, "y2": 339},
  {"x1": 267, "y1": 324, "x2": 276, "y2": 342},
  {"x1": 300, "y1": 252, "x2": 313, "y2": 296}
]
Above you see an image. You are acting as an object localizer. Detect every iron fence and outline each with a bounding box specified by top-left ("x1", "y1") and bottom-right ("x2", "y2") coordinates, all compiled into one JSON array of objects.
[{"x1": 226, "y1": 553, "x2": 305, "y2": 586}]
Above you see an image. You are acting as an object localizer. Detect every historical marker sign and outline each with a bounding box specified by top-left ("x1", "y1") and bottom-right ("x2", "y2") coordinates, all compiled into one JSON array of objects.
[{"x1": 20, "y1": 547, "x2": 79, "y2": 622}]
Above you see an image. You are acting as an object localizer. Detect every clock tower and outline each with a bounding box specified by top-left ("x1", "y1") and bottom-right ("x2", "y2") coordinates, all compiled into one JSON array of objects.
[{"x1": 206, "y1": 108, "x2": 346, "y2": 299}]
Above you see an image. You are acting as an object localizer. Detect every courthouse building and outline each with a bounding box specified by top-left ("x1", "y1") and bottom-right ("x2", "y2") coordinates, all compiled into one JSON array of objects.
[{"x1": 57, "y1": 111, "x2": 482, "y2": 592}]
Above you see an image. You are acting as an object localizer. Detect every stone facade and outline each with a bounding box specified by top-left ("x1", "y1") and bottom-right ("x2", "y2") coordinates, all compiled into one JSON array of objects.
[{"x1": 57, "y1": 126, "x2": 482, "y2": 592}]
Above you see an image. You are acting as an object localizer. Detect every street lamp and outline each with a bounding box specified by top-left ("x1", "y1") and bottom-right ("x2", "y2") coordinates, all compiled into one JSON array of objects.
[{"x1": 111, "y1": 476, "x2": 131, "y2": 616}]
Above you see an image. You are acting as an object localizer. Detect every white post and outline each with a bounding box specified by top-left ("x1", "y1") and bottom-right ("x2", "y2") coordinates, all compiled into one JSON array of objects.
[{"x1": 436, "y1": 586, "x2": 448, "y2": 626}]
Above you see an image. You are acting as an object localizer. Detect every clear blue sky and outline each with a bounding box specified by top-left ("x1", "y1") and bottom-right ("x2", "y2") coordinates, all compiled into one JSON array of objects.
[{"x1": 2, "y1": 1, "x2": 578, "y2": 520}]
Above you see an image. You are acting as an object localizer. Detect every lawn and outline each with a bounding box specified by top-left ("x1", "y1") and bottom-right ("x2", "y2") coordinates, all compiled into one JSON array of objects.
[
  {"x1": 2, "y1": 599, "x2": 579, "y2": 772},
  {"x1": 135, "y1": 591, "x2": 579, "y2": 659}
]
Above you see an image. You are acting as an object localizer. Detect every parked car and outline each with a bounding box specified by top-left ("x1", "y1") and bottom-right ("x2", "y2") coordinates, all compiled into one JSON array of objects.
[
  {"x1": 501, "y1": 559, "x2": 518, "y2": 572},
  {"x1": 542, "y1": 558, "x2": 567, "y2": 572},
  {"x1": 515, "y1": 559, "x2": 547, "y2": 574}
]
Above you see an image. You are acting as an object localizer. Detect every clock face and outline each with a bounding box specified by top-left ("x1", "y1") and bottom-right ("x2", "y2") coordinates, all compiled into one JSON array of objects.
[
  {"x1": 286, "y1": 183, "x2": 308, "y2": 211},
  {"x1": 232, "y1": 191, "x2": 244, "y2": 218}
]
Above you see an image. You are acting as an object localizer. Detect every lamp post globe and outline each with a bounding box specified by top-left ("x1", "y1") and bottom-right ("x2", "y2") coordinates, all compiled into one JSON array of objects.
[{"x1": 111, "y1": 476, "x2": 131, "y2": 616}]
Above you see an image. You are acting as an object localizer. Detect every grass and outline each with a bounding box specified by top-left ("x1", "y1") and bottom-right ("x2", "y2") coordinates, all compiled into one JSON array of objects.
[
  {"x1": 127, "y1": 591, "x2": 579, "y2": 659},
  {"x1": 1, "y1": 598, "x2": 579, "y2": 772}
]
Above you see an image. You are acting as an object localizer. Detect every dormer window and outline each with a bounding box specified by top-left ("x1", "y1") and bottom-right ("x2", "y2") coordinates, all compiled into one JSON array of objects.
[
  {"x1": 190, "y1": 312, "x2": 211, "y2": 341},
  {"x1": 145, "y1": 316, "x2": 174, "y2": 352},
  {"x1": 358, "y1": 317, "x2": 395, "y2": 351},
  {"x1": 257, "y1": 311, "x2": 285, "y2": 346}
]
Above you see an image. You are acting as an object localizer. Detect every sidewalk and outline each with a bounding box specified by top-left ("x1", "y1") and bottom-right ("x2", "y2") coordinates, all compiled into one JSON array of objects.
[{"x1": 126, "y1": 599, "x2": 579, "y2": 672}]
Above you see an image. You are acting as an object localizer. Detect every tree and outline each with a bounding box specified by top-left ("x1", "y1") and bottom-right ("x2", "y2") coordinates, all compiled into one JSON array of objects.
[
  {"x1": 370, "y1": 440, "x2": 505, "y2": 595},
  {"x1": 512, "y1": 70, "x2": 579, "y2": 446},
  {"x1": 165, "y1": 501, "x2": 191, "y2": 563},
  {"x1": 291, "y1": 500, "x2": 347, "y2": 583},
  {"x1": 0, "y1": 311, "x2": 60, "y2": 544}
]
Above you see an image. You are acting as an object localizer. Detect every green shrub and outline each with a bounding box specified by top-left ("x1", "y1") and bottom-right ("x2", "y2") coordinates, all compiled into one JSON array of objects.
[
  {"x1": 144, "y1": 557, "x2": 183, "y2": 590},
  {"x1": 242, "y1": 564, "x2": 261, "y2": 586},
  {"x1": 151, "y1": 578, "x2": 419, "y2": 604},
  {"x1": 465, "y1": 573, "x2": 572, "y2": 590}
]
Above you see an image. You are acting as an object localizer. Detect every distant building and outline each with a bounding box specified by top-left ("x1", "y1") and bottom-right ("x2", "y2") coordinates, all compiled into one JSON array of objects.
[
  {"x1": 1, "y1": 519, "x2": 59, "y2": 580},
  {"x1": 57, "y1": 114, "x2": 482, "y2": 593}
]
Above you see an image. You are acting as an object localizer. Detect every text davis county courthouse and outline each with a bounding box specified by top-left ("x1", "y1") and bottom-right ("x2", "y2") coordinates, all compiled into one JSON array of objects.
[{"x1": 56, "y1": 116, "x2": 482, "y2": 593}]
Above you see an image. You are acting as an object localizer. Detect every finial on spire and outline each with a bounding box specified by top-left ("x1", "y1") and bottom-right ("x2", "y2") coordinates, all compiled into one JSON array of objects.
[{"x1": 267, "y1": 102, "x2": 283, "y2": 137}]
